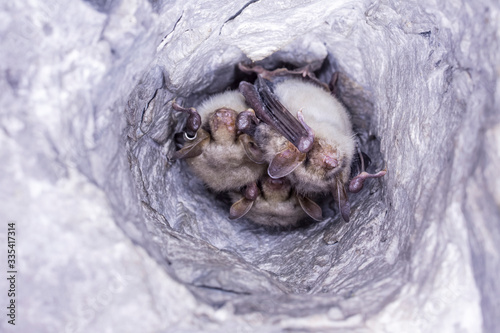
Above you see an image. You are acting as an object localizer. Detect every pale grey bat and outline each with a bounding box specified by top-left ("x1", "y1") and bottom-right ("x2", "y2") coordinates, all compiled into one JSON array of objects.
[
  {"x1": 239, "y1": 65, "x2": 386, "y2": 222},
  {"x1": 228, "y1": 175, "x2": 323, "y2": 227},
  {"x1": 172, "y1": 90, "x2": 266, "y2": 192}
]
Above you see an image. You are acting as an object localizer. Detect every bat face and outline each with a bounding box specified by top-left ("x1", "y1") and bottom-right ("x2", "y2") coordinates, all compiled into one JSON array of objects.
[{"x1": 208, "y1": 107, "x2": 238, "y2": 142}]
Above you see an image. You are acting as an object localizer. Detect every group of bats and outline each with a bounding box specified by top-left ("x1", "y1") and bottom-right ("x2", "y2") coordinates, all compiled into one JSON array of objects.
[{"x1": 171, "y1": 62, "x2": 386, "y2": 227}]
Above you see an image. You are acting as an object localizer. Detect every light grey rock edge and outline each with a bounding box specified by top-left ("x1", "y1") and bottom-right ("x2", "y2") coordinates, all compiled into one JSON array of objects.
[{"x1": 0, "y1": 0, "x2": 499, "y2": 332}]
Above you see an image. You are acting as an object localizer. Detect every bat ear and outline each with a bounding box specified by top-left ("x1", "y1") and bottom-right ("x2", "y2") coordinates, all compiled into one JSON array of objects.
[
  {"x1": 268, "y1": 145, "x2": 305, "y2": 178},
  {"x1": 229, "y1": 197, "x2": 254, "y2": 220},
  {"x1": 172, "y1": 100, "x2": 201, "y2": 139},
  {"x1": 172, "y1": 129, "x2": 210, "y2": 160},
  {"x1": 236, "y1": 109, "x2": 259, "y2": 136},
  {"x1": 332, "y1": 178, "x2": 350, "y2": 222},
  {"x1": 239, "y1": 134, "x2": 265, "y2": 164},
  {"x1": 297, "y1": 195, "x2": 323, "y2": 221}
]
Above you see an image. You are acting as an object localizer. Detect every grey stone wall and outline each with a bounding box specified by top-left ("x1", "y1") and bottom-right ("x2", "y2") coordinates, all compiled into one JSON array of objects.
[{"x1": 1, "y1": 0, "x2": 499, "y2": 332}]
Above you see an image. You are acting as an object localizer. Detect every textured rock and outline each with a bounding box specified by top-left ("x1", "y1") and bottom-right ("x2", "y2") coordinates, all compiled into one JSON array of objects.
[{"x1": 1, "y1": 0, "x2": 499, "y2": 332}]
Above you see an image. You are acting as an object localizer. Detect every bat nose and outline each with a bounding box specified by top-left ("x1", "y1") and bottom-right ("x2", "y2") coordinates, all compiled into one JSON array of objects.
[
  {"x1": 268, "y1": 178, "x2": 285, "y2": 186},
  {"x1": 265, "y1": 177, "x2": 290, "y2": 190}
]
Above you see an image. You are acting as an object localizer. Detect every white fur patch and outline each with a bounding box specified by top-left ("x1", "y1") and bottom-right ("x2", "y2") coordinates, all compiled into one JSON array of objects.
[{"x1": 197, "y1": 90, "x2": 249, "y2": 122}]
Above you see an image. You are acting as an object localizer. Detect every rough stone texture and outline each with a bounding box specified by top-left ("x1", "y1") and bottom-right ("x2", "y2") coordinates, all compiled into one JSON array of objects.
[{"x1": 1, "y1": 0, "x2": 499, "y2": 332}]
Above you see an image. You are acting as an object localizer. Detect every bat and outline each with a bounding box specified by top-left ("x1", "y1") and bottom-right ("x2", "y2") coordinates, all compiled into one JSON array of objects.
[
  {"x1": 239, "y1": 64, "x2": 386, "y2": 222},
  {"x1": 172, "y1": 90, "x2": 266, "y2": 192},
  {"x1": 228, "y1": 175, "x2": 323, "y2": 227}
]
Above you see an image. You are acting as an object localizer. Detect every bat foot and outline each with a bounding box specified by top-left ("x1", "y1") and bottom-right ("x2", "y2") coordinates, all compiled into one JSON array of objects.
[
  {"x1": 238, "y1": 62, "x2": 283, "y2": 81},
  {"x1": 172, "y1": 100, "x2": 201, "y2": 138},
  {"x1": 349, "y1": 169, "x2": 387, "y2": 193},
  {"x1": 238, "y1": 62, "x2": 330, "y2": 92},
  {"x1": 236, "y1": 109, "x2": 259, "y2": 136}
]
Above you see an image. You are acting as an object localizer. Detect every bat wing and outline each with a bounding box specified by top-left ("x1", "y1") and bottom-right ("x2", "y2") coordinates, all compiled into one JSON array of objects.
[
  {"x1": 297, "y1": 195, "x2": 323, "y2": 221},
  {"x1": 239, "y1": 134, "x2": 266, "y2": 164},
  {"x1": 239, "y1": 77, "x2": 314, "y2": 153},
  {"x1": 229, "y1": 197, "x2": 254, "y2": 220},
  {"x1": 267, "y1": 144, "x2": 305, "y2": 178},
  {"x1": 172, "y1": 129, "x2": 210, "y2": 160},
  {"x1": 332, "y1": 177, "x2": 350, "y2": 222}
]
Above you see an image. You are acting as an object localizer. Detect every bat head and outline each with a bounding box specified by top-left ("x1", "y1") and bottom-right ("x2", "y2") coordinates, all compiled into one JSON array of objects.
[
  {"x1": 208, "y1": 108, "x2": 238, "y2": 142},
  {"x1": 304, "y1": 117, "x2": 356, "y2": 183},
  {"x1": 308, "y1": 139, "x2": 339, "y2": 171},
  {"x1": 261, "y1": 176, "x2": 292, "y2": 201}
]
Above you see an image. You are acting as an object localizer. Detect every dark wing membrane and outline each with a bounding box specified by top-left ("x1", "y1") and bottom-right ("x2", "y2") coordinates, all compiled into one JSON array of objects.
[
  {"x1": 238, "y1": 81, "x2": 269, "y2": 123},
  {"x1": 239, "y1": 77, "x2": 314, "y2": 153},
  {"x1": 332, "y1": 177, "x2": 350, "y2": 222}
]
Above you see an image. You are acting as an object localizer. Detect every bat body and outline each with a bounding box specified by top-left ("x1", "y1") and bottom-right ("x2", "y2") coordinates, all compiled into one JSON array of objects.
[
  {"x1": 171, "y1": 63, "x2": 385, "y2": 225},
  {"x1": 229, "y1": 176, "x2": 322, "y2": 227},
  {"x1": 268, "y1": 78, "x2": 386, "y2": 218},
  {"x1": 239, "y1": 68, "x2": 382, "y2": 222},
  {"x1": 243, "y1": 77, "x2": 355, "y2": 221},
  {"x1": 173, "y1": 91, "x2": 266, "y2": 192},
  {"x1": 256, "y1": 79, "x2": 356, "y2": 195}
]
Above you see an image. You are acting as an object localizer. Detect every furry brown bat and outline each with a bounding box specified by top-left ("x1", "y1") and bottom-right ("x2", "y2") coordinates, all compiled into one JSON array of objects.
[
  {"x1": 228, "y1": 175, "x2": 323, "y2": 227},
  {"x1": 239, "y1": 64, "x2": 386, "y2": 222},
  {"x1": 172, "y1": 90, "x2": 266, "y2": 192}
]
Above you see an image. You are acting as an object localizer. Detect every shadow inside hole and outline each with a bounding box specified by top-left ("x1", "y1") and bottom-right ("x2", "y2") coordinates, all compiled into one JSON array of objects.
[{"x1": 125, "y1": 52, "x2": 390, "y2": 316}]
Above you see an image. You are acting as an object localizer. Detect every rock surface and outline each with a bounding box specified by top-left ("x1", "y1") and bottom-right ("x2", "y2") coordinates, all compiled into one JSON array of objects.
[{"x1": 1, "y1": 0, "x2": 499, "y2": 332}]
